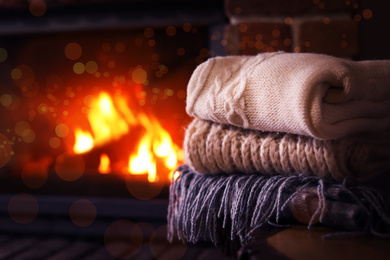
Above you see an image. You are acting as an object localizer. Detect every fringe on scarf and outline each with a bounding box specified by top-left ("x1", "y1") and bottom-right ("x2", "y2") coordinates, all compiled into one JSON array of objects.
[{"x1": 167, "y1": 165, "x2": 390, "y2": 248}]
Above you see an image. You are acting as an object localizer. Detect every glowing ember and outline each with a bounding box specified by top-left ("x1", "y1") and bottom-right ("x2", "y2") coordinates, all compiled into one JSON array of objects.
[
  {"x1": 98, "y1": 153, "x2": 111, "y2": 174},
  {"x1": 71, "y1": 92, "x2": 183, "y2": 183}
]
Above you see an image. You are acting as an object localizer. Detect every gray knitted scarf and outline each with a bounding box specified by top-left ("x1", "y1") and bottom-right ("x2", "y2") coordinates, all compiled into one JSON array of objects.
[{"x1": 167, "y1": 165, "x2": 390, "y2": 249}]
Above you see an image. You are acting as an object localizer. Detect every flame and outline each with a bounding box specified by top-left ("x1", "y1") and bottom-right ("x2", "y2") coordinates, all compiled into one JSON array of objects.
[
  {"x1": 87, "y1": 92, "x2": 130, "y2": 145},
  {"x1": 129, "y1": 135, "x2": 154, "y2": 173},
  {"x1": 73, "y1": 92, "x2": 135, "y2": 154},
  {"x1": 128, "y1": 114, "x2": 180, "y2": 182},
  {"x1": 72, "y1": 91, "x2": 182, "y2": 183},
  {"x1": 98, "y1": 153, "x2": 111, "y2": 174},
  {"x1": 73, "y1": 129, "x2": 94, "y2": 154}
]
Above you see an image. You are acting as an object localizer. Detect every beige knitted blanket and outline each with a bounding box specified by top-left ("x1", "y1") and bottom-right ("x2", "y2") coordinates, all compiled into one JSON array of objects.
[
  {"x1": 184, "y1": 118, "x2": 390, "y2": 182},
  {"x1": 186, "y1": 52, "x2": 390, "y2": 140}
]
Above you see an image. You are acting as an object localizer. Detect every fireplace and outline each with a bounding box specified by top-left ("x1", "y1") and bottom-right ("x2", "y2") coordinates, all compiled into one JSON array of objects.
[
  {"x1": 0, "y1": 1, "x2": 229, "y2": 259},
  {"x1": 0, "y1": 1, "x2": 226, "y2": 196},
  {"x1": 0, "y1": 27, "x2": 195, "y2": 198}
]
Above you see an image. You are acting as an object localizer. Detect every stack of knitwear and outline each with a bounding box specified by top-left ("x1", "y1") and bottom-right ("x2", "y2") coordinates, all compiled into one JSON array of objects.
[{"x1": 167, "y1": 52, "x2": 390, "y2": 252}]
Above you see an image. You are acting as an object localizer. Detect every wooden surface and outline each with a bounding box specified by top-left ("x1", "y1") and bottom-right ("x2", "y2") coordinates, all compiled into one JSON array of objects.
[
  {"x1": 240, "y1": 225, "x2": 390, "y2": 260},
  {"x1": 0, "y1": 233, "x2": 230, "y2": 260}
]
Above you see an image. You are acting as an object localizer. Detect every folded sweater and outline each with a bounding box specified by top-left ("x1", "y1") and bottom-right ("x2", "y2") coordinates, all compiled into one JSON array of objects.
[
  {"x1": 184, "y1": 118, "x2": 390, "y2": 182},
  {"x1": 186, "y1": 52, "x2": 390, "y2": 140}
]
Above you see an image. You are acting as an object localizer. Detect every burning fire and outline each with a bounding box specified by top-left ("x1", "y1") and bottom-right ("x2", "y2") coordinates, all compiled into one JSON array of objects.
[
  {"x1": 98, "y1": 153, "x2": 111, "y2": 174},
  {"x1": 73, "y1": 129, "x2": 94, "y2": 154},
  {"x1": 72, "y1": 92, "x2": 183, "y2": 183}
]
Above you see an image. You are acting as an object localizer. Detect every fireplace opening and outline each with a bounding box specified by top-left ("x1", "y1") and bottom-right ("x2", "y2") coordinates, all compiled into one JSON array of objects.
[{"x1": 0, "y1": 15, "x2": 225, "y2": 200}]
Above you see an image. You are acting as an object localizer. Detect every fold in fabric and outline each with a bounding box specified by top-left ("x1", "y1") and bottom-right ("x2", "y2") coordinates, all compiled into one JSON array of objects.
[
  {"x1": 184, "y1": 118, "x2": 390, "y2": 182},
  {"x1": 167, "y1": 165, "x2": 390, "y2": 248},
  {"x1": 186, "y1": 52, "x2": 390, "y2": 140}
]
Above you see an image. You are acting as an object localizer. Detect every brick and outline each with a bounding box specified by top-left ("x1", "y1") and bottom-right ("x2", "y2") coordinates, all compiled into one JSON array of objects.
[
  {"x1": 224, "y1": 19, "x2": 292, "y2": 55},
  {"x1": 292, "y1": 15, "x2": 358, "y2": 57},
  {"x1": 225, "y1": 0, "x2": 359, "y2": 18}
]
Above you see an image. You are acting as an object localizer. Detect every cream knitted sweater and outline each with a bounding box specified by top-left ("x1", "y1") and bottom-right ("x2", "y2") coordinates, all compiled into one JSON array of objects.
[
  {"x1": 186, "y1": 52, "x2": 390, "y2": 140},
  {"x1": 184, "y1": 118, "x2": 390, "y2": 182}
]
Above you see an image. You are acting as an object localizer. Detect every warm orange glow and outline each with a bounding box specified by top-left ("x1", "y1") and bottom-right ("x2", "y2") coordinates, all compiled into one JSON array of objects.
[
  {"x1": 71, "y1": 91, "x2": 183, "y2": 182},
  {"x1": 98, "y1": 153, "x2": 111, "y2": 174},
  {"x1": 73, "y1": 129, "x2": 94, "y2": 154}
]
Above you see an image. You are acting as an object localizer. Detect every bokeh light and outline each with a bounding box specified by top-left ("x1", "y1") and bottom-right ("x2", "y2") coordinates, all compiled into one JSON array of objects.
[
  {"x1": 65, "y1": 42, "x2": 82, "y2": 60},
  {"x1": 144, "y1": 27, "x2": 154, "y2": 38},
  {"x1": 21, "y1": 129, "x2": 36, "y2": 143},
  {"x1": 73, "y1": 62, "x2": 85, "y2": 74},
  {"x1": 354, "y1": 14, "x2": 362, "y2": 22},
  {"x1": 177, "y1": 47, "x2": 185, "y2": 56},
  {"x1": 15, "y1": 121, "x2": 31, "y2": 137},
  {"x1": 0, "y1": 47, "x2": 7, "y2": 62},
  {"x1": 239, "y1": 24, "x2": 247, "y2": 33},
  {"x1": 55, "y1": 152, "x2": 85, "y2": 181},
  {"x1": 323, "y1": 17, "x2": 330, "y2": 24},
  {"x1": 166, "y1": 26, "x2": 176, "y2": 37},
  {"x1": 55, "y1": 123, "x2": 70, "y2": 138},
  {"x1": 0, "y1": 133, "x2": 12, "y2": 168},
  {"x1": 85, "y1": 61, "x2": 98, "y2": 74},
  {"x1": 11, "y1": 67, "x2": 22, "y2": 80},
  {"x1": 284, "y1": 17, "x2": 293, "y2": 25},
  {"x1": 1, "y1": 94, "x2": 20, "y2": 110},
  {"x1": 69, "y1": 199, "x2": 97, "y2": 227},
  {"x1": 14, "y1": 121, "x2": 36, "y2": 143},
  {"x1": 363, "y1": 9, "x2": 373, "y2": 20},
  {"x1": 8, "y1": 193, "x2": 39, "y2": 224},
  {"x1": 0, "y1": 94, "x2": 12, "y2": 107},
  {"x1": 37, "y1": 103, "x2": 49, "y2": 114},
  {"x1": 104, "y1": 220, "x2": 143, "y2": 259},
  {"x1": 183, "y1": 23, "x2": 192, "y2": 32},
  {"x1": 132, "y1": 68, "x2": 147, "y2": 84},
  {"x1": 29, "y1": 0, "x2": 47, "y2": 17},
  {"x1": 107, "y1": 60, "x2": 116, "y2": 69},
  {"x1": 148, "y1": 39, "x2": 156, "y2": 47},
  {"x1": 49, "y1": 136, "x2": 61, "y2": 149}
]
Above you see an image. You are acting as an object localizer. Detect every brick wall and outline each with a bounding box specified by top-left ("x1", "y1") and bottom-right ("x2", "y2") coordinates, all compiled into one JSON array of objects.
[{"x1": 223, "y1": 0, "x2": 390, "y2": 59}]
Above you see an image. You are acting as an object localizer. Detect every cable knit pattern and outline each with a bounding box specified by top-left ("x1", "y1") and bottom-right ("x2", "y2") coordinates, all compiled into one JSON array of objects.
[
  {"x1": 184, "y1": 118, "x2": 390, "y2": 182},
  {"x1": 186, "y1": 52, "x2": 390, "y2": 140}
]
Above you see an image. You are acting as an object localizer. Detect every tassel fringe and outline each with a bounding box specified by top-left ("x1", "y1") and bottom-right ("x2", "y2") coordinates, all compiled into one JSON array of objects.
[{"x1": 167, "y1": 165, "x2": 390, "y2": 247}]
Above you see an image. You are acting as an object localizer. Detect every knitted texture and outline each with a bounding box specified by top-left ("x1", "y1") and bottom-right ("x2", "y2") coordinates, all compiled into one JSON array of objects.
[
  {"x1": 184, "y1": 118, "x2": 390, "y2": 182},
  {"x1": 168, "y1": 165, "x2": 390, "y2": 247},
  {"x1": 186, "y1": 52, "x2": 390, "y2": 140}
]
